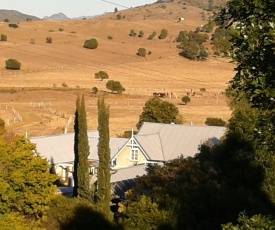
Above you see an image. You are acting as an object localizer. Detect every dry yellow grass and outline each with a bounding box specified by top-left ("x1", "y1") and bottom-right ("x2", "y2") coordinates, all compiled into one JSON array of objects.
[{"x1": 0, "y1": 3, "x2": 235, "y2": 137}]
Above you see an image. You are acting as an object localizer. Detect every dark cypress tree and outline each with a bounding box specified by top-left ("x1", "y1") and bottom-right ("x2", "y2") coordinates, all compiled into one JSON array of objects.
[
  {"x1": 73, "y1": 95, "x2": 91, "y2": 200},
  {"x1": 96, "y1": 97, "x2": 112, "y2": 220},
  {"x1": 73, "y1": 95, "x2": 80, "y2": 197}
]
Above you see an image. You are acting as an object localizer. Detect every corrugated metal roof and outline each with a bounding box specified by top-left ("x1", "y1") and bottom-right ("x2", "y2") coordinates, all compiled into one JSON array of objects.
[
  {"x1": 30, "y1": 131, "x2": 128, "y2": 164},
  {"x1": 136, "y1": 122, "x2": 226, "y2": 161},
  {"x1": 110, "y1": 165, "x2": 147, "y2": 183}
]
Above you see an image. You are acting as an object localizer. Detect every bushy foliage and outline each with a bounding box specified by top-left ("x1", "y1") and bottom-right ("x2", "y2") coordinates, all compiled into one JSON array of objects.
[
  {"x1": 95, "y1": 71, "x2": 109, "y2": 81},
  {"x1": 92, "y1": 87, "x2": 98, "y2": 94},
  {"x1": 222, "y1": 213, "x2": 275, "y2": 230},
  {"x1": 200, "y1": 20, "x2": 216, "y2": 33},
  {"x1": 205, "y1": 117, "x2": 226, "y2": 126},
  {"x1": 0, "y1": 118, "x2": 6, "y2": 135},
  {"x1": 106, "y1": 80, "x2": 125, "y2": 94},
  {"x1": 45, "y1": 196, "x2": 119, "y2": 230},
  {"x1": 158, "y1": 29, "x2": 168, "y2": 39},
  {"x1": 177, "y1": 30, "x2": 209, "y2": 60},
  {"x1": 211, "y1": 28, "x2": 233, "y2": 56},
  {"x1": 107, "y1": 35, "x2": 113, "y2": 40},
  {"x1": 181, "y1": 95, "x2": 191, "y2": 104},
  {"x1": 0, "y1": 212, "x2": 43, "y2": 230},
  {"x1": 83, "y1": 38, "x2": 98, "y2": 49},
  {"x1": 122, "y1": 196, "x2": 174, "y2": 230},
  {"x1": 59, "y1": 27, "x2": 64, "y2": 32},
  {"x1": 116, "y1": 14, "x2": 122, "y2": 20},
  {"x1": 8, "y1": 23, "x2": 18, "y2": 28},
  {"x1": 136, "y1": 98, "x2": 182, "y2": 129},
  {"x1": 137, "y1": 48, "x2": 147, "y2": 57},
  {"x1": 129, "y1": 29, "x2": 136, "y2": 36},
  {"x1": 0, "y1": 137, "x2": 57, "y2": 219},
  {"x1": 147, "y1": 31, "x2": 157, "y2": 40},
  {"x1": 0, "y1": 34, "x2": 7, "y2": 41},
  {"x1": 46, "y1": 37, "x2": 52, "y2": 43},
  {"x1": 5, "y1": 59, "x2": 21, "y2": 70},
  {"x1": 138, "y1": 31, "x2": 144, "y2": 37}
]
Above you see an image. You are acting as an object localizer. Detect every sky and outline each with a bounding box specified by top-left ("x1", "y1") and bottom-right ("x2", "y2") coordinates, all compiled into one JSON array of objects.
[{"x1": 1, "y1": 0, "x2": 157, "y2": 19}]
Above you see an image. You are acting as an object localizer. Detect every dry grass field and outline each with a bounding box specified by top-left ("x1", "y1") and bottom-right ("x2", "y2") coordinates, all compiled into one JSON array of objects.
[{"x1": 0, "y1": 2, "x2": 235, "y2": 137}]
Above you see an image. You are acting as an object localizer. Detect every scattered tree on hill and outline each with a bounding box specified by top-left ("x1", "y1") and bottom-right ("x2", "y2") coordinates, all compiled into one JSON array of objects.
[
  {"x1": 0, "y1": 137, "x2": 57, "y2": 218},
  {"x1": 73, "y1": 95, "x2": 91, "y2": 200},
  {"x1": 96, "y1": 98, "x2": 112, "y2": 221},
  {"x1": 129, "y1": 29, "x2": 137, "y2": 36},
  {"x1": 114, "y1": 7, "x2": 118, "y2": 12},
  {"x1": 116, "y1": 14, "x2": 122, "y2": 20},
  {"x1": 94, "y1": 71, "x2": 109, "y2": 81},
  {"x1": 46, "y1": 37, "x2": 52, "y2": 44},
  {"x1": 83, "y1": 38, "x2": 98, "y2": 49},
  {"x1": 8, "y1": 23, "x2": 18, "y2": 28},
  {"x1": 138, "y1": 31, "x2": 144, "y2": 37},
  {"x1": 158, "y1": 29, "x2": 168, "y2": 39},
  {"x1": 3, "y1": 19, "x2": 9, "y2": 22},
  {"x1": 92, "y1": 87, "x2": 98, "y2": 94},
  {"x1": 181, "y1": 95, "x2": 191, "y2": 105},
  {"x1": 5, "y1": 59, "x2": 21, "y2": 70},
  {"x1": 0, "y1": 34, "x2": 7, "y2": 41},
  {"x1": 137, "y1": 48, "x2": 146, "y2": 57},
  {"x1": 211, "y1": 27, "x2": 233, "y2": 56},
  {"x1": 205, "y1": 117, "x2": 226, "y2": 126},
  {"x1": 136, "y1": 98, "x2": 182, "y2": 129},
  {"x1": 106, "y1": 80, "x2": 125, "y2": 94}
]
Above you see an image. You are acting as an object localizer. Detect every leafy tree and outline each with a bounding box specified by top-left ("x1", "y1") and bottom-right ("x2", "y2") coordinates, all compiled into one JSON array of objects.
[
  {"x1": 138, "y1": 31, "x2": 144, "y2": 37},
  {"x1": 211, "y1": 27, "x2": 233, "y2": 56},
  {"x1": 46, "y1": 37, "x2": 52, "y2": 43},
  {"x1": 92, "y1": 87, "x2": 98, "y2": 94},
  {"x1": 116, "y1": 14, "x2": 122, "y2": 20},
  {"x1": 114, "y1": 7, "x2": 118, "y2": 12},
  {"x1": 106, "y1": 80, "x2": 125, "y2": 94},
  {"x1": 0, "y1": 118, "x2": 5, "y2": 135},
  {"x1": 181, "y1": 95, "x2": 191, "y2": 105},
  {"x1": 136, "y1": 98, "x2": 182, "y2": 129},
  {"x1": 137, "y1": 48, "x2": 146, "y2": 57},
  {"x1": 5, "y1": 59, "x2": 21, "y2": 70},
  {"x1": 205, "y1": 117, "x2": 226, "y2": 126},
  {"x1": 159, "y1": 29, "x2": 168, "y2": 39},
  {"x1": 217, "y1": 0, "x2": 275, "y2": 110},
  {"x1": 8, "y1": 23, "x2": 18, "y2": 28},
  {"x1": 96, "y1": 98, "x2": 112, "y2": 221},
  {"x1": 222, "y1": 212, "x2": 275, "y2": 230},
  {"x1": 95, "y1": 71, "x2": 109, "y2": 81},
  {"x1": 0, "y1": 34, "x2": 7, "y2": 41},
  {"x1": 4, "y1": 18, "x2": 9, "y2": 22},
  {"x1": 73, "y1": 95, "x2": 91, "y2": 200},
  {"x1": 83, "y1": 38, "x2": 98, "y2": 49},
  {"x1": 122, "y1": 196, "x2": 174, "y2": 230},
  {"x1": 129, "y1": 29, "x2": 136, "y2": 36},
  {"x1": 0, "y1": 137, "x2": 57, "y2": 219}
]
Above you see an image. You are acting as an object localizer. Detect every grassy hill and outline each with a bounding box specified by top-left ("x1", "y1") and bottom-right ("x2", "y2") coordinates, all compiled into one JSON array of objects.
[{"x1": 0, "y1": 1, "x2": 234, "y2": 137}]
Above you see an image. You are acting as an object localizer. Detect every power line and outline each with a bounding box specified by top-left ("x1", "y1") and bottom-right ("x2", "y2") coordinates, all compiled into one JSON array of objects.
[{"x1": 101, "y1": 0, "x2": 129, "y2": 9}]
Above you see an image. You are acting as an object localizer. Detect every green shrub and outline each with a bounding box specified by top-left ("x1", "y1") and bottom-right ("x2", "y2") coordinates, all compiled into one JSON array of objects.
[
  {"x1": 62, "y1": 82, "x2": 68, "y2": 87},
  {"x1": 106, "y1": 80, "x2": 125, "y2": 94},
  {"x1": 49, "y1": 29, "x2": 54, "y2": 32},
  {"x1": 30, "y1": 39, "x2": 35, "y2": 44},
  {"x1": 148, "y1": 51, "x2": 152, "y2": 55},
  {"x1": 8, "y1": 23, "x2": 18, "y2": 28},
  {"x1": 59, "y1": 27, "x2": 64, "y2": 32},
  {"x1": 181, "y1": 96, "x2": 191, "y2": 105},
  {"x1": 205, "y1": 117, "x2": 226, "y2": 126},
  {"x1": 0, "y1": 34, "x2": 7, "y2": 41},
  {"x1": 116, "y1": 14, "x2": 122, "y2": 20},
  {"x1": 4, "y1": 18, "x2": 9, "y2": 22},
  {"x1": 94, "y1": 71, "x2": 109, "y2": 80},
  {"x1": 137, "y1": 48, "x2": 147, "y2": 57},
  {"x1": 83, "y1": 38, "x2": 98, "y2": 49},
  {"x1": 107, "y1": 35, "x2": 113, "y2": 40},
  {"x1": 5, "y1": 59, "x2": 21, "y2": 70},
  {"x1": 138, "y1": 31, "x2": 144, "y2": 37},
  {"x1": 147, "y1": 34, "x2": 154, "y2": 40},
  {"x1": 129, "y1": 29, "x2": 137, "y2": 36},
  {"x1": 159, "y1": 29, "x2": 168, "y2": 39},
  {"x1": 46, "y1": 37, "x2": 52, "y2": 43},
  {"x1": 92, "y1": 87, "x2": 98, "y2": 94}
]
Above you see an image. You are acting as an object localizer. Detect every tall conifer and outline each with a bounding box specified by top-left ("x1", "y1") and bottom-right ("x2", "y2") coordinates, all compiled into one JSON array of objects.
[
  {"x1": 73, "y1": 95, "x2": 91, "y2": 200},
  {"x1": 97, "y1": 97, "x2": 112, "y2": 220}
]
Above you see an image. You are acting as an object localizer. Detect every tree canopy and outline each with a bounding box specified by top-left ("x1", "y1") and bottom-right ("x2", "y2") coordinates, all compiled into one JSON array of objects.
[
  {"x1": 217, "y1": 0, "x2": 275, "y2": 110},
  {"x1": 136, "y1": 98, "x2": 182, "y2": 129},
  {"x1": 106, "y1": 80, "x2": 125, "y2": 94},
  {"x1": 0, "y1": 137, "x2": 57, "y2": 219}
]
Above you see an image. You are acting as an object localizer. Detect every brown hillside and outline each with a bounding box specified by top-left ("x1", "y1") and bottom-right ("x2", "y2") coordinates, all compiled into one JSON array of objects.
[{"x1": 0, "y1": 3, "x2": 235, "y2": 137}]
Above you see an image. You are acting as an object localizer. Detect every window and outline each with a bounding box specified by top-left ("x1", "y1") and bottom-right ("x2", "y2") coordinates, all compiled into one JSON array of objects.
[{"x1": 131, "y1": 148, "x2": 138, "y2": 161}]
